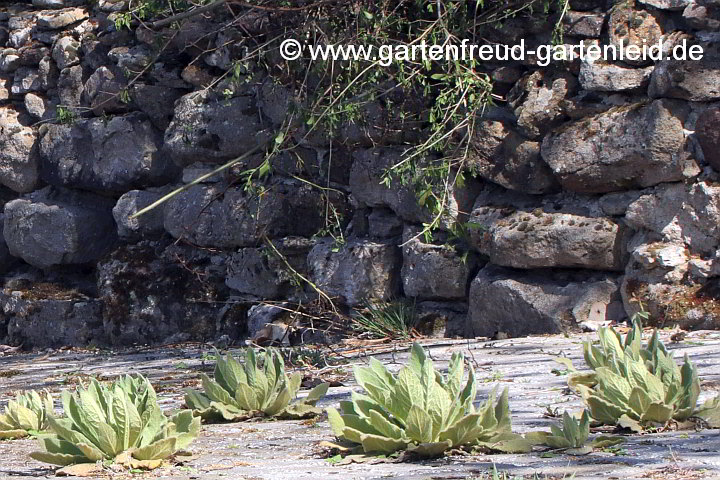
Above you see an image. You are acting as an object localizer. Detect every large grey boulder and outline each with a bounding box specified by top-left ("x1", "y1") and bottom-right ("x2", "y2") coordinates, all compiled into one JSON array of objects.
[
  {"x1": 307, "y1": 239, "x2": 401, "y2": 306},
  {"x1": 579, "y1": 60, "x2": 654, "y2": 92},
  {"x1": 508, "y1": 71, "x2": 578, "y2": 140},
  {"x1": 0, "y1": 214, "x2": 13, "y2": 274},
  {"x1": 415, "y1": 301, "x2": 468, "y2": 338},
  {"x1": 112, "y1": 189, "x2": 168, "y2": 239},
  {"x1": 468, "y1": 265, "x2": 624, "y2": 338},
  {"x1": 367, "y1": 208, "x2": 403, "y2": 239},
  {"x1": 696, "y1": 105, "x2": 720, "y2": 171},
  {"x1": 466, "y1": 118, "x2": 559, "y2": 194},
  {"x1": 108, "y1": 45, "x2": 153, "y2": 73},
  {"x1": 0, "y1": 75, "x2": 10, "y2": 101},
  {"x1": 337, "y1": 98, "x2": 425, "y2": 147},
  {"x1": 621, "y1": 233, "x2": 720, "y2": 331},
  {"x1": 164, "y1": 180, "x2": 344, "y2": 248},
  {"x1": 36, "y1": 7, "x2": 88, "y2": 29},
  {"x1": 350, "y1": 148, "x2": 480, "y2": 227},
  {"x1": 625, "y1": 181, "x2": 720, "y2": 255},
  {"x1": 2, "y1": 292, "x2": 104, "y2": 348},
  {"x1": 0, "y1": 50, "x2": 20, "y2": 73},
  {"x1": 562, "y1": 11, "x2": 605, "y2": 38},
  {"x1": 638, "y1": 0, "x2": 690, "y2": 9},
  {"x1": 24, "y1": 93, "x2": 51, "y2": 121},
  {"x1": 682, "y1": 2, "x2": 720, "y2": 30},
  {"x1": 11, "y1": 67, "x2": 42, "y2": 94},
  {"x1": 599, "y1": 190, "x2": 644, "y2": 216},
  {"x1": 649, "y1": 51, "x2": 720, "y2": 101},
  {"x1": 39, "y1": 113, "x2": 177, "y2": 193},
  {"x1": 83, "y1": 66, "x2": 129, "y2": 116},
  {"x1": 620, "y1": 183, "x2": 720, "y2": 330},
  {"x1": 608, "y1": 1, "x2": 663, "y2": 66},
  {"x1": 469, "y1": 204, "x2": 628, "y2": 271},
  {"x1": 57, "y1": 65, "x2": 83, "y2": 107},
  {"x1": 401, "y1": 227, "x2": 477, "y2": 300},
  {"x1": 52, "y1": 36, "x2": 80, "y2": 70},
  {"x1": 225, "y1": 237, "x2": 313, "y2": 299},
  {"x1": 164, "y1": 90, "x2": 269, "y2": 166},
  {"x1": 541, "y1": 100, "x2": 699, "y2": 193},
  {"x1": 3, "y1": 187, "x2": 117, "y2": 268},
  {"x1": 130, "y1": 84, "x2": 185, "y2": 130},
  {"x1": 98, "y1": 241, "x2": 242, "y2": 345},
  {"x1": 0, "y1": 106, "x2": 40, "y2": 193}
]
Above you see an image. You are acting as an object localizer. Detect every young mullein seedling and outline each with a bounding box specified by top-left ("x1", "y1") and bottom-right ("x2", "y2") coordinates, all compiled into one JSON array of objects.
[
  {"x1": 546, "y1": 411, "x2": 590, "y2": 449},
  {"x1": 0, "y1": 390, "x2": 54, "y2": 439},
  {"x1": 29, "y1": 376, "x2": 200, "y2": 468},
  {"x1": 184, "y1": 348, "x2": 329, "y2": 421},
  {"x1": 326, "y1": 343, "x2": 530, "y2": 457},
  {"x1": 528, "y1": 410, "x2": 625, "y2": 455}
]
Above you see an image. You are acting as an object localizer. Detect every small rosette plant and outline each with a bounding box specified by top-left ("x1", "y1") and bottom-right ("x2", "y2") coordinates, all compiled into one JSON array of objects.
[
  {"x1": 0, "y1": 390, "x2": 54, "y2": 439},
  {"x1": 29, "y1": 375, "x2": 200, "y2": 468},
  {"x1": 327, "y1": 343, "x2": 529, "y2": 457},
  {"x1": 185, "y1": 348, "x2": 329, "y2": 421},
  {"x1": 568, "y1": 320, "x2": 720, "y2": 431}
]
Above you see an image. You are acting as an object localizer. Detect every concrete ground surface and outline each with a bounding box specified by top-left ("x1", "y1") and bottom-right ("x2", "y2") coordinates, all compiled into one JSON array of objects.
[{"x1": 1, "y1": 331, "x2": 719, "y2": 479}]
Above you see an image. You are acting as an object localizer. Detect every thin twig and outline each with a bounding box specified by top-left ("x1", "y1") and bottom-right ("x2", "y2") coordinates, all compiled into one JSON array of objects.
[{"x1": 130, "y1": 141, "x2": 269, "y2": 219}]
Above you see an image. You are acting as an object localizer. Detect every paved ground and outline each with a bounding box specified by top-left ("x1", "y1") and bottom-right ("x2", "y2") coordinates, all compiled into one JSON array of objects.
[{"x1": 1, "y1": 330, "x2": 719, "y2": 479}]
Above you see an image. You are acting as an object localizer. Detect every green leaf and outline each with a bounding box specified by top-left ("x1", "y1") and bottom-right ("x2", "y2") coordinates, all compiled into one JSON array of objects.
[
  {"x1": 29, "y1": 451, "x2": 87, "y2": 466},
  {"x1": 0, "y1": 429, "x2": 28, "y2": 439},
  {"x1": 184, "y1": 390, "x2": 211, "y2": 411},
  {"x1": 640, "y1": 402, "x2": 673, "y2": 424},
  {"x1": 589, "y1": 435, "x2": 625, "y2": 448},
  {"x1": 303, "y1": 383, "x2": 330, "y2": 406},
  {"x1": 263, "y1": 385, "x2": 292, "y2": 416},
  {"x1": 359, "y1": 433, "x2": 407, "y2": 454},
  {"x1": 132, "y1": 437, "x2": 177, "y2": 461},
  {"x1": 406, "y1": 440, "x2": 452, "y2": 457},
  {"x1": 112, "y1": 387, "x2": 131, "y2": 451},
  {"x1": 367, "y1": 410, "x2": 405, "y2": 440},
  {"x1": 476, "y1": 433, "x2": 532, "y2": 453},
  {"x1": 586, "y1": 395, "x2": 627, "y2": 425},
  {"x1": 201, "y1": 374, "x2": 235, "y2": 406},
  {"x1": 617, "y1": 415, "x2": 643, "y2": 433},
  {"x1": 327, "y1": 408, "x2": 346, "y2": 438},
  {"x1": 553, "y1": 357, "x2": 577, "y2": 372},
  {"x1": 694, "y1": 395, "x2": 720, "y2": 428},
  {"x1": 75, "y1": 443, "x2": 106, "y2": 461},
  {"x1": 214, "y1": 353, "x2": 238, "y2": 394},
  {"x1": 566, "y1": 445, "x2": 593, "y2": 456},
  {"x1": 524, "y1": 431, "x2": 550, "y2": 445},
  {"x1": 234, "y1": 383, "x2": 260, "y2": 411},
  {"x1": 438, "y1": 413, "x2": 484, "y2": 447},
  {"x1": 628, "y1": 387, "x2": 650, "y2": 416},
  {"x1": 169, "y1": 410, "x2": 201, "y2": 450},
  {"x1": 405, "y1": 405, "x2": 433, "y2": 444},
  {"x1": 7, "y1": 403, "x2": 39, "y2": 431}
]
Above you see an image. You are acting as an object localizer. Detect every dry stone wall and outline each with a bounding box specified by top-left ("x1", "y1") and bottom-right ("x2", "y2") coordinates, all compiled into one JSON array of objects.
[{"x1": 0, "y1": 0, "x2": 719, "y2": 348}]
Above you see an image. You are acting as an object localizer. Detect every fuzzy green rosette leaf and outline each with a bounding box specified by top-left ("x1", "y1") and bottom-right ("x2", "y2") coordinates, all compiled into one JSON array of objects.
[
  {"x1": 0, "y1": 390, "x2": 54, "y2": 439},
  {"x1": 326, "y1": 343, "x2": 529, "y2": 457},
  {"x1": 29, "y1": 375, "x2": 200, "y2": 467},
  {"x1": 184, "y1": 348, "x2": 329, "y2": 421}
]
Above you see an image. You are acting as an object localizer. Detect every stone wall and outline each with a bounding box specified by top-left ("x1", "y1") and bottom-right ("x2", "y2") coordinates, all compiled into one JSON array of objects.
[{"x1": 0, "y1": 0, "x2": 719, "y2": 348}]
